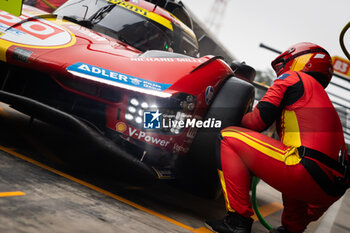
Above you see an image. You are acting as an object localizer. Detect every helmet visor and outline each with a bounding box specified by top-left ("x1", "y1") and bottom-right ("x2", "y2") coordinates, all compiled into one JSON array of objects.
[{"x1": 271, "y1": 52, "x2": 288, "y2": 76}]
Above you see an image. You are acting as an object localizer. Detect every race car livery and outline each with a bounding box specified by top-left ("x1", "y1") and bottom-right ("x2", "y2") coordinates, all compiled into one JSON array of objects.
[{"x1": 0, "y1": 0, "x2": 255, "y2": 194}]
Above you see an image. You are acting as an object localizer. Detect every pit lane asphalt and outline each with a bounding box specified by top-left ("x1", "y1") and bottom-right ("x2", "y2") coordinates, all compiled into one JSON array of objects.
[{"x1": 0, "y1": 103, "x2": 348, "y2": 233}]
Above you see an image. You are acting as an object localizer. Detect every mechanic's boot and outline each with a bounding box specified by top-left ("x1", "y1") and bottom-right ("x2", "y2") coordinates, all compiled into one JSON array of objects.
[
  {"x1": 269, "y1": 226, "x2": 293, "y2": 233},
  {"x1": 205, "y1": 212, "x2": 253, "y2": 233}
]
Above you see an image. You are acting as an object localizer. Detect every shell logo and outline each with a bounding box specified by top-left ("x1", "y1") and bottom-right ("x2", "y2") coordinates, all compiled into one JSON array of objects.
[{"x1": 116, "y1": 122, "x2": 127, "y2": 133}]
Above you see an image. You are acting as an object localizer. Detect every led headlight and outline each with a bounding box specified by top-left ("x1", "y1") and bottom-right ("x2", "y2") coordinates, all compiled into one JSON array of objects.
[
  {"x1": 124, "y1": 93, "x2": 196, "y2": 134},
  {"x1": 125, "y1": 113, "x2": 134, "y2": 121},
  {"x1": 130, "y1": 98, "x2": 139, "y2": 106},
  {"x1": 128, "y1": 106, "x2": 136, "y2": 113},
  {"x1": 150, "y1": 104, "x2": 158, "y2": 110},
  {"x1": 135, "y1": 116, "x2": 142, "y2": 124},
  {"x1": 125, "y1": 96, "x2": 159, "y2": 127},
  {"x1": 141, "y1": 102, "x2": 149, "y2": 109},
  {"x1": 162, "y1": 93, "x2": 197, "y2": 135}
]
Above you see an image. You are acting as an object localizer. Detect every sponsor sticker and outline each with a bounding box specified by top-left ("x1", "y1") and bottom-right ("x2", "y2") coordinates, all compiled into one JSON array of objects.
[
  {"x1": 128, "y1": 127, "x2": 170, "y2": 147},
  {"x1": 12, "y1": 48, "x2": 32, "y2": 63},
  {"x1": 173, "y1": 143, "x2": 189, "y2": 154},
  {"x1": 66, "y1": 62, "x2": 172, "y2": 92},
  {"x1": 108, "y1": 0, "x2": 173, "y2": 31},
  {"x1": 205, "y1": 86, "x2": 214, "y2": 105},
  {"x1": 186, "y1": 127, "x2": 197, "y2": 139},
  {"x1": 314, "y1": 53, "x2": 326, "y2": 59},
  {"x1": 116, "y1": 122, "x2": 127, "y2": 133}
]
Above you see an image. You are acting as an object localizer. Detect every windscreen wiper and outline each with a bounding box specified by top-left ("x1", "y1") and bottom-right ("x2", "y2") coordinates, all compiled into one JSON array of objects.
[{"x1": 89, "y1": 4, "x2": 115, "y2": 24}]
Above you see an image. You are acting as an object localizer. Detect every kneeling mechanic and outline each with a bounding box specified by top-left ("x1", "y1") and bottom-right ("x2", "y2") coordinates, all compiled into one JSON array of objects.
[{"x1": 205, "y1": 42, "x2": 349, "y2": 233}]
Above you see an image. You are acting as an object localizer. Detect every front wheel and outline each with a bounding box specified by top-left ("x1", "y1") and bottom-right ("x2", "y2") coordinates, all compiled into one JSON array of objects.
[{"x1": 175, "y1": 77, "x2": 255, "y2": 198}]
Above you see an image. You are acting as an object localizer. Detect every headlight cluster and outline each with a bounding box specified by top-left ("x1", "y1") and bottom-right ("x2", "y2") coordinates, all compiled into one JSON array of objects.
[
  {"x1": 167, "y1": 111, "x2": 189, "y2": 134},
  {"x1": 125, "y1": 97, "x2": 158, "y2": 126},
  {"x1": 124, "y1": 93, "x2": 196, "y2": 134},
  {"x1": 180, "y1": 95, "x2": 196, "y2": 111},
  {"x1": 165, "y1": 93, "x2": 196, "y2": 134}
]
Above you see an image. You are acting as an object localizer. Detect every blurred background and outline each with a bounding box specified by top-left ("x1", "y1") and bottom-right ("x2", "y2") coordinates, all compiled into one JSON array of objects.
[
  {"x1": 181, "y1": 0, "x2": 350, "y2": 145},
  {"x1": 182, "y1": 0, "x2": 350, "y2": 71}
]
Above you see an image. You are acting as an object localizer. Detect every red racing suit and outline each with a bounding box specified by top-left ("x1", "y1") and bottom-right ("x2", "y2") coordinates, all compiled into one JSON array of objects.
[{"x1": 217, "y1": 71, "x2": 348, "y2": 233}]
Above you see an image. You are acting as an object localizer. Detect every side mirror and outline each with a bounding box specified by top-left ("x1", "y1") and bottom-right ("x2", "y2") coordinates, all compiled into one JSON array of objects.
[{"x1": 230, "y1": 61, "x2": 256, "y2": 82}]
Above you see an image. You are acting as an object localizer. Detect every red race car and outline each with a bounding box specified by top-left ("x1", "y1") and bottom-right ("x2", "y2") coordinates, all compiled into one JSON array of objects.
[{"x1": 0, "y1": 0, "x2": 255, "y2": 196}]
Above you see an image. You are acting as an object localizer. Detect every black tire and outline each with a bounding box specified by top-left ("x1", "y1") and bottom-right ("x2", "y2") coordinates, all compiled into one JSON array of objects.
[{"x1": 175, "y1": 77, "x2": 255, "y2": 198}]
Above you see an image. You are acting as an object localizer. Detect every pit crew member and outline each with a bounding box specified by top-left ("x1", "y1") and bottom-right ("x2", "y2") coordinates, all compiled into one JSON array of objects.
[{"x1": 205, "y1": 42, "x2": 349, "y2": 233}]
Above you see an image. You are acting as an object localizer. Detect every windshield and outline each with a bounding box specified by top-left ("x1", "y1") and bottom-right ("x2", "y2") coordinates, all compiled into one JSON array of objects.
[
  {"x1": 54, "y1": 0, "x2": 199, "y2": 56},
  {"x1": 91, "y1": 5, "x2": 172, "y2": 52}
]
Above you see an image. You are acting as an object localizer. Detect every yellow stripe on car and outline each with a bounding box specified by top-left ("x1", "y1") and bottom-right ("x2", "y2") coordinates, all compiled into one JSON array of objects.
[
  {"x1": 0, "y1": 40, "x2": 13, "y2": 62},
  {"x1": 170, "y1": 13, "x2": 196, "y2": 40},
  {"x1": 108, "y1": 0, "x2": 173, "y2": 31}
]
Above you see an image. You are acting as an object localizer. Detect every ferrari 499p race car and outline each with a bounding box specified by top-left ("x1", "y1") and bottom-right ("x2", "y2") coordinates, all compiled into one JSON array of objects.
[{"x1": 0, "y1": 0, "x2": 255, "y2": 196}]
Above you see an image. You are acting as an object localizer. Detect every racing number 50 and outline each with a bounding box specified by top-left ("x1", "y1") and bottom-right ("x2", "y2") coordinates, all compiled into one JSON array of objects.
[{"x1": 0, "y1": 11, "x2": 64, "y2": 40}]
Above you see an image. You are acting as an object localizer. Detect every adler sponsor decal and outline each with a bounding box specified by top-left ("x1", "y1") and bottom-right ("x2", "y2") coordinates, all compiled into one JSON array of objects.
[
  {"x1": 66, "y1": 62, "x2": 172, "y2": 91},
  {"x1": 130, "y1": 57, "x2": 203, "y2": 63}
]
